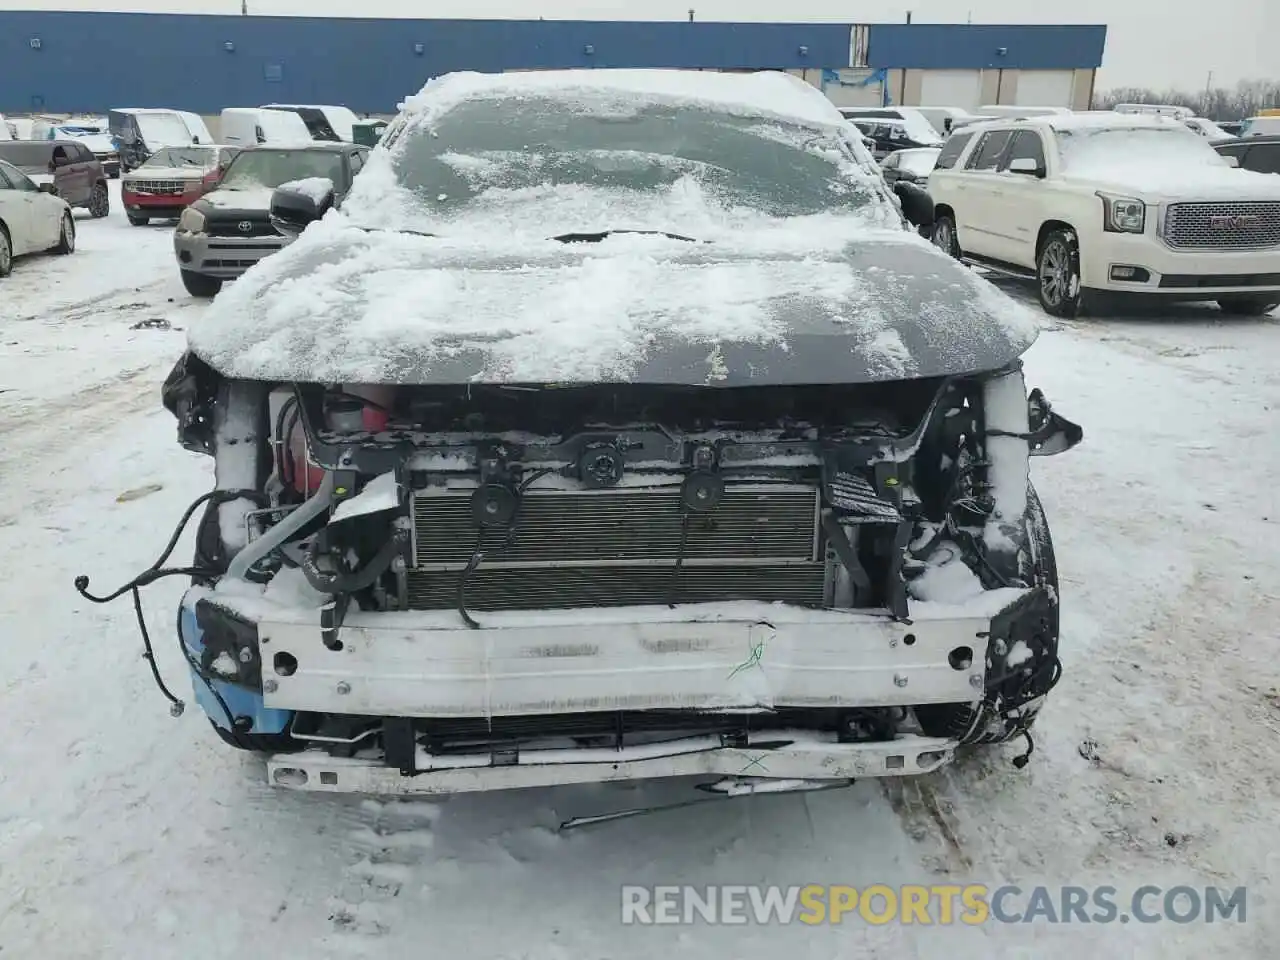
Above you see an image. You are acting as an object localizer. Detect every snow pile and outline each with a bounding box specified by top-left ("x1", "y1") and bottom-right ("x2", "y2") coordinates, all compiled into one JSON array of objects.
[
  {"x1": 276, "y1": 176, "x2": 335, "y2": 203},
  {"x1": 908, "y1": 545, "x2": 987, "y2": 604},
  {"x1": 398, "y1": 68, "x2": 844, "y2": 130}
]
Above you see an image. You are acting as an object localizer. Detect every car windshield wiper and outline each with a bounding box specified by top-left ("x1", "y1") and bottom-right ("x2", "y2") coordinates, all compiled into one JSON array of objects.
[{"x1": 551, "y1": 229, "x2": 702, "y2": 244}]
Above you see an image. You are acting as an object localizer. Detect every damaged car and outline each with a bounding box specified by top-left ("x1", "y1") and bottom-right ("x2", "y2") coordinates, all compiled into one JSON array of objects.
[{"x1": 83, "y1": 69, "x2": 1081, "y2": 804}]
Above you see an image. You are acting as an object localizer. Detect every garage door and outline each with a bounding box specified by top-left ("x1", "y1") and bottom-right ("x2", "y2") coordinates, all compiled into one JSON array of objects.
[
  {"x1": 1014, "y1": 71, "x2": 1075, "y2": 107},
  {"x1": 918, "y1": 71, "x2": 982, "y2": 111}
]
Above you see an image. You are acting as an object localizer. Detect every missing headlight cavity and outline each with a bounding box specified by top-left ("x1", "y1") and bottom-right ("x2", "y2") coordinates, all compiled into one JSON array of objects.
[{"x1": 948, "y1": 646, "x2": 974, "y2": 671}]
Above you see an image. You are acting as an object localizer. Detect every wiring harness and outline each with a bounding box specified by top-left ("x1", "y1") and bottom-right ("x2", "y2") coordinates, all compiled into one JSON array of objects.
[{"x1": 74, "y1": 488, "x2": 265, "y2": 722}]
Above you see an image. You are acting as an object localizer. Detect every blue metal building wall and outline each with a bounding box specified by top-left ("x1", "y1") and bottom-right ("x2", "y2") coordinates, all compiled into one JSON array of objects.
[
  {"x1": 0, "y1": 13, "x2": 852, "y2": 113},
  {"x1": 0, "y1": 13, "x2": 1108, "y2": 115},
  {"x1": 866, "y1": 24, "x2": 1106, "y2": 71}
]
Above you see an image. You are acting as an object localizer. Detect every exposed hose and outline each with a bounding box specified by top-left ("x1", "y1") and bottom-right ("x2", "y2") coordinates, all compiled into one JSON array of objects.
[
  {"x1": 300, "y1": 534, "x2": 400, "y2": 594},
  {"x1": 225, "y1": 471, "x2": 336, "y2": 581}
]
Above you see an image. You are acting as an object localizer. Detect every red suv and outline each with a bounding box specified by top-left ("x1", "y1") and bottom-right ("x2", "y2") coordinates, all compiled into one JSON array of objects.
[
  {"x1": 121, "y1": 144, "x2": 240, "y2": 226},
  {"x1": 0, "y1": 140, "x2": 110, "y2": 218}
]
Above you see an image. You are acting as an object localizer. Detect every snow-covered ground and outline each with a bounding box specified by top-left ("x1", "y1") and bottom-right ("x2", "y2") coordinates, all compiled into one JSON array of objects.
[{"x1": 1, "y1": 182, "x2": 1277, "y2": 958}]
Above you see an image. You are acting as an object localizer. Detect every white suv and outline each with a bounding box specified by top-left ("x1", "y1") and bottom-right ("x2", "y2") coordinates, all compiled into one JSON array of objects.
[{"x1": 927, "y1": 114, "x2": 1280, "y2": 317}]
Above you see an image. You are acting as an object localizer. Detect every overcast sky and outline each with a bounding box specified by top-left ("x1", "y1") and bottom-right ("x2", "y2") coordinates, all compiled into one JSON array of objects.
[{"x1": 4, "y1": 0, "x2": 1275, "y2": 90}]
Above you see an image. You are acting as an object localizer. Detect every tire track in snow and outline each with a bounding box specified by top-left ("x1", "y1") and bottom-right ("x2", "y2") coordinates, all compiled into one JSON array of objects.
[{"x1": 321, "y1": 798, "x2": 441, "y2": 948}]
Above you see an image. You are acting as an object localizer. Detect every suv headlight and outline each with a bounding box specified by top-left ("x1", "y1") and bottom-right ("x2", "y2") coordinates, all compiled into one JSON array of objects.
[
  {"x1": 178, "y1": 207, "x2": 206, "y2": 233},
  {"x1": 1098, "y1": 193, "x2": 1146, "y2": 234}
]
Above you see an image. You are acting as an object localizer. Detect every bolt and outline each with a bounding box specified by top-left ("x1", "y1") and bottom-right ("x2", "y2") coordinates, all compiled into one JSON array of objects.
[
  {"x1": 889, "y1": 637, "x2": 899, "y2": 648},
  {"x1": 893, "y1": 674, "x2": 908, "y2": 688},
  {"x1": 969, "y1": 674, "x2": 985, "y2": 690},
  {"x1": 169, "y1": 701, "x2": 186, "y2": 718},
  {"x1": 336, "y1": 681, "x2": 352, "y2": 695},
  {"x1": 263, "y1": 679, "x2": 278, "y2": 693},
  {"x1": 238, "y1": 647, "x2": 253, "y2": 663}
]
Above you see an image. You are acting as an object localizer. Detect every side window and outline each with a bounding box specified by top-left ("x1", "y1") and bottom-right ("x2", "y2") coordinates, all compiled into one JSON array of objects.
[
  {"x1": 1245, "y1": 145, "x2": 1280, "y2": 175},
  {"x1": 966, "y1": 130, "x2": 1014, "y2": 171},
  {"x1": 349, "y1": 150, "x2": 365, "y2": 174},
  {"x1": 75, "y1": 144, "x2": 94, "y2": 163},
  {"x1": 0, "y1": 165, "x2": 13, "y2": 189},
  {"x1": 51, "y1": 145, "x2": 68, "y2": 166},
  {"x1": 1, "y1": 163, "x2": 35, "y2": 192},
  {"x1": 934, "y1": 132, "x2": 974, "y2": 169},
  {"x1": 880, "y1": 153, "x2": 899, "y2": 170},
  {"x1": 1216, "y1": 143, "x2": 1249, "y2": 162},
  {"x1": 1001, "y1": 131, "x2": 1046, "y2": 171}
]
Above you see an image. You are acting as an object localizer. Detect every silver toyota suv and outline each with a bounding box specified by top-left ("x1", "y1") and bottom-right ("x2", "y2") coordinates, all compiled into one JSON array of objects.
[{"x1": 173, "y1": 141, "x2": 367, "y2": 298}]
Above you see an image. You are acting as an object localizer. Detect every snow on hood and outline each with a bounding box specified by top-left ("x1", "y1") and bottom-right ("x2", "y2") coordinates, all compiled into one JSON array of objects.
[
  {"x1": 200, "y1": 187, "x2": 276, "y2": 210},
  {"x1": 399, "y1": 69, "x2": 845, "y2": 130},
  {"x1": 1055, "y1": 124, "x2": 1280, "y2": 200},
  {"x1": 187, "y1": 205, "x2": 1040, "y2": 387},
  {"x1": 1067, "y1": 161, "x2": 1280, "y2": 201},
  {"x1": 124, "y1": 166, "x2": 204, "y2": 182},
  {"x1": 28, "y1": 172, "x2": 53, "y2": 186}
]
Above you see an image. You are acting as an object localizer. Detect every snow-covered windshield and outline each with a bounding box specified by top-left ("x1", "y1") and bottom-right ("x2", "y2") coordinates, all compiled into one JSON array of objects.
[
  {"x1": 898, "y1": 148, "x2": 941, "y2": 176},
  {"x1": 372, "y1": 95, "x2": 883, "y2": 226},
  {"x1": 219, "y1": 149, "x2": 344, "y2": 190},
  {"x1": 1056, "y1": 125, "x2": 1229, "y2": 173},
  {"x1": 135, "y1": 113, "x2": 194, "y2": 147},
  {"x1": 143, "y1": 146, "x2": 217, "y2": 169}
]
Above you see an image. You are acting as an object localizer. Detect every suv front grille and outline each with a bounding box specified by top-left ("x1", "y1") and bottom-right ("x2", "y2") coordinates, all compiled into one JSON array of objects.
[
  {"x1": 127, "y1": 179, "x2": 189, "y2": 195},
  {"x1": 1163, "y1": 201, "x2": 1280, "y2": 250},
  {"x1": 206, "y1": 218, "x2": 278, "y2": 238}
]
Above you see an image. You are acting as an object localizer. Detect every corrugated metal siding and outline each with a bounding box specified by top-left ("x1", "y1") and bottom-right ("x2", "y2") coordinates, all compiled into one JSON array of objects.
[
  {"x1": 0, "y1": 14, "x2": 1107, "y2": 115},
  {"x1": 0, "y1": 13, "x2": 852, "y2": 113},
  {"x1": 867, "y1": 24, "x2": 1106, "y2": 71}
]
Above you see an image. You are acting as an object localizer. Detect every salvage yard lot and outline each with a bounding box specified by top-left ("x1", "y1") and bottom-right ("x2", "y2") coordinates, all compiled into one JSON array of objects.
[{"x1": 0, "y1": 181, "x2": 1277, "y2": 958}]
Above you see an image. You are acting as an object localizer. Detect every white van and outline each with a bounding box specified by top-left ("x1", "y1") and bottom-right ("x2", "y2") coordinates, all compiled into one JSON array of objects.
[
  {"x1": 260, "y1": 103, "x2": 360, "y2": 142},
  {"x1": 219, "y1": 107, "x2": 312, "y2": 146},
  {"x1": 178, "y1": 111, "x2": 214, "y2": 145}
]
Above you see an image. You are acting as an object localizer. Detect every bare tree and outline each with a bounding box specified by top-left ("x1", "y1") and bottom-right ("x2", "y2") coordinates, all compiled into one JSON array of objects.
[{"x1": 1094, "y1": 78, "x2": 1280, "y2": 120}]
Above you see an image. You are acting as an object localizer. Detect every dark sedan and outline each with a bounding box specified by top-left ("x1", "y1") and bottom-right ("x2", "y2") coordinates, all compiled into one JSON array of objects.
[
  {"x1": 1215, "y1": 135, "x2": 1280, "y2": 175},
  {"x1": 172, "y1": 141, "x2": 368, "y2": 297}
]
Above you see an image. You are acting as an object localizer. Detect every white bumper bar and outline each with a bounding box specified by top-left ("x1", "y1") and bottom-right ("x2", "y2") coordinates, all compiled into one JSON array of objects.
[
  {"x1": 266, "y1": 731, "x2": 958, "y2": 795},
  {"x1": 257, "y1": 603, "x2": 995, "y2": 717}
]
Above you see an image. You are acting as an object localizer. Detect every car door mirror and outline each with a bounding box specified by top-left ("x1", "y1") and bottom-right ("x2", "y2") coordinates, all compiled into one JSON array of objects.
[
  {"x1": 38, "y1": 182, "x2": 58, "y2": 195},
  {"x1": 269, "y1": 179, "x2": 335, "y2": 238},
  {"x1": 894, "y1": 180, "x2": 935, "y2": 229},
  {"x1": 1008, "y1": 157, "x2": 1045, "y2": 177}
]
